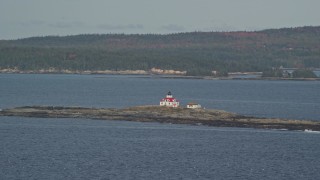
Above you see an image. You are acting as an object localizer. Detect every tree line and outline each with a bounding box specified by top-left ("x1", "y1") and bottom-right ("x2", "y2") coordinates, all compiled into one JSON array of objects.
[{"x1": 0, "y1": 26, "x2": 319, "y2": 76}]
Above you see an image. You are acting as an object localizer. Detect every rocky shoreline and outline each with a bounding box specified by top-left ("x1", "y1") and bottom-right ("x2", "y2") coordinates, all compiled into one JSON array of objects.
[
  {"x1": 0, "y1": 68, "x2": 186, "y2": 76},
  {"x1": 1, "y1": 106, "x2": 319, "y2": 131},
  {"x1": 1, "y1": 70, "x2": 319, "y2": 81}
]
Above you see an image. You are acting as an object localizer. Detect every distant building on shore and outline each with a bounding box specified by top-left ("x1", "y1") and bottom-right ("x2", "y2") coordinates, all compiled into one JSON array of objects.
[
  {"x1": 187, "y1": 102, "x2": 202, "y2": 109},
  {"x1": 160, "y1": 91, "x2": 180, "y2": 108}
]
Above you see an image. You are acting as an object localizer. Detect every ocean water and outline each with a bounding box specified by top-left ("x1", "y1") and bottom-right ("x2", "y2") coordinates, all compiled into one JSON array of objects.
[
  {"x1": 0, "y1": 74, "x2": 319, "y2": 120},
  {"x1": 1, "y1": 74, "x2": 320, "y2": 179},
  {"x1": 1, "y1": 117, "x2": 320, "y2": 180}
]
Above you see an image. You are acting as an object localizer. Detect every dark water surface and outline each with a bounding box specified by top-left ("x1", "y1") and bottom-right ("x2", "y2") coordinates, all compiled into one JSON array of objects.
[
  {"x1": 1, "y1": 74, "x2": 319, "y2": 120},
  {"x1": 1, "y1": 74, "x2": 320, "y2": 179},
  {"x1": 1, "y1": 117, "x2": 320, "y2": 180}
]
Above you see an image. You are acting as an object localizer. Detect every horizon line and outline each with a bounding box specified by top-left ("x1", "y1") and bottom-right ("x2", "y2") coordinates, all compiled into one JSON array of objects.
[{"x1": 1, "y1": 25, "x2": 319, "y2": 41}]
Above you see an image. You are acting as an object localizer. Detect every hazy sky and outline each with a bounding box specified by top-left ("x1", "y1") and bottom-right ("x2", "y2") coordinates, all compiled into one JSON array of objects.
[{"x1": 1, "y1": 0, "x2": 319, "y2": 39}]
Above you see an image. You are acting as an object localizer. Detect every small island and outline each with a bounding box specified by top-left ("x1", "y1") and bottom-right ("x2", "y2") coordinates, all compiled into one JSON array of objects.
[{"x1": 1, "y1": 105, "x2": 319, "y2": 131}]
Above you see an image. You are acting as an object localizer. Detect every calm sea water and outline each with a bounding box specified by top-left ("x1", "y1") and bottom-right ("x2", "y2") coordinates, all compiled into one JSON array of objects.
[
  {"x1": 0, "y1": 74, "x2": 319, "y2": 120},
  {"x1": 1, "y1": 74, "x2": 320, "y2": 179}
]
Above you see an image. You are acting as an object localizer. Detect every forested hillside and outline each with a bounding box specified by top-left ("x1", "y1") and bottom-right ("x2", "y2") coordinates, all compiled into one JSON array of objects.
[{"x1": 0, "y1": 26, "x2": 319, "y2": 75}]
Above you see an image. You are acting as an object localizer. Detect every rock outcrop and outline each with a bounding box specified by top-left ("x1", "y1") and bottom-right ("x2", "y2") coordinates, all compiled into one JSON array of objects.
[{"x1": 1, "y1": 106, "x2": 319, "y2": 131}]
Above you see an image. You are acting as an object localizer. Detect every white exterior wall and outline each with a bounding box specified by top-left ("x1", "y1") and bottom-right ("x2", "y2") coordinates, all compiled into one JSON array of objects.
[
  {"x1": 174, "y1": 102, "x2": 179, "y2": 107},
  {"x1": 160, "y1": 101, "x2": 179, "y2": 107},
  {"x1": 187, "y1": 104, "x2": 201, "y2": 109}
]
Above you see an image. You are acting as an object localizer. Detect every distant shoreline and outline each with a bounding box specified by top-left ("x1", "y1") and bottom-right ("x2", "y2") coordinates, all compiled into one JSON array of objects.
[{"x1": 1, "y1": 70, "x2": 319, "y2": 81}]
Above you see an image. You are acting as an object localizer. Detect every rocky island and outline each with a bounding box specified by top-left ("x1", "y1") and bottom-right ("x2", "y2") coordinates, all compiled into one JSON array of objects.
[{"x1": 1, "y1": 106, "x2": 319, "y2": 131}]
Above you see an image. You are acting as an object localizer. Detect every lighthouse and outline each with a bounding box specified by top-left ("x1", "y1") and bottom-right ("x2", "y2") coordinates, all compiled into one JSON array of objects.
[{"x1": 160, "y1": 91, "x2": 180, "y2": 107}]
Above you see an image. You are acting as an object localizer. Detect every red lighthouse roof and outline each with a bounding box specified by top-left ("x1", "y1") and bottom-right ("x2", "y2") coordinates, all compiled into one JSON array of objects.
[{"x1": 160, "y1": 97, "x2": 179, "y2": 102}]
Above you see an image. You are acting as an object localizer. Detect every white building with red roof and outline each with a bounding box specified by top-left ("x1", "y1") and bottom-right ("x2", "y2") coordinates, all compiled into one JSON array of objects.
[
  {"x1": 160, "y1": 91, "x2": 180, "y2": 107},
  {"x1": 187, "y1": 102, "x2": 202, "y2": 109}
]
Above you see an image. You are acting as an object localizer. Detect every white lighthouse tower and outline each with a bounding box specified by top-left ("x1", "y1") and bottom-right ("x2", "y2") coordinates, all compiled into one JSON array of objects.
[{"x1": 160, "y1": 91, "x2": 180, "y2": 107}]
